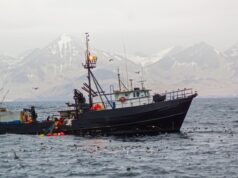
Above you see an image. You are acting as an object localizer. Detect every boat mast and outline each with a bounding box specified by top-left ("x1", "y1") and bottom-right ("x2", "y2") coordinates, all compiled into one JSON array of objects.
[
  {"x1": 0, "y1": 90, "x2": 9, "y2": 105},
  {"x1": 129, "y1": 79, "x2": 133, "y2": 90},
  {"x1": 139, "y1": 65, "x2": 146, "y2": 90},
  {"x1": 122, "y1": 42, "x2": 129, "y2": 89},
  {"x1": 83, "y1": 33, "x2": 113, "y2": 109},
  {"x1": 117, "y1": 68, "x2": 129, "y2": 91},
  {"x1": 117, "y1": 68, "x2": 122, "y2": 91},
  {"x1": 85, "y1": 33, "x2": 93, "y2": 107}
]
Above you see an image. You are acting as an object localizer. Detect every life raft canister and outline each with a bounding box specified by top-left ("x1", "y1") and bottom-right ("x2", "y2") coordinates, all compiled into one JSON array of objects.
[
  {"x1": 119, "y1": 97, "x2": 126, "y2": 103},
  {"x1": 91, "y1": 103, "x2": 103, "y2": 111}
]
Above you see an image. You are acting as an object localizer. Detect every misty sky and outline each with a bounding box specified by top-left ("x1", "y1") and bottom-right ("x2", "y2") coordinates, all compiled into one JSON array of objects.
[{"x1": 0, "y1": 0, "x2": 238, "y2": 56}]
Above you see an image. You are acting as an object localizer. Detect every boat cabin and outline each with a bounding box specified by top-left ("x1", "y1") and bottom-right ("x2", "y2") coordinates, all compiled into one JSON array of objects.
[
  {"x1": 109, "y1": 87, "x2": 151, "y2": 108},
  {"x1": 114, "y1": 88, "x2": 150, "y2": 100}
]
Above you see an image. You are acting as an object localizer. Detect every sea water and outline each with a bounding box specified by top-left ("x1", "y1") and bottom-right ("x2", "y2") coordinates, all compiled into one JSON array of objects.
[{"x1": 0, "y1": 98, "x2": 238, "y2": 178}]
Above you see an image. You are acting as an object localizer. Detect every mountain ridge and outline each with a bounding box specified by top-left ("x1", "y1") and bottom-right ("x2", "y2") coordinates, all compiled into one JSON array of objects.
[{"x1": 1, "y1": 34, "x2": 238, "y2": 100}]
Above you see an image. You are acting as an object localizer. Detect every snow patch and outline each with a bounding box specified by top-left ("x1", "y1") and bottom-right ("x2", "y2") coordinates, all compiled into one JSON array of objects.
[
  {"x1": 114, "y1": 55, "x2": 123, "y2": 61},
  {"x1": 229, "y1": 49, "x2": 238, "y2": 57},
  {"x1": 102, "y1": 51, "x2": 110, "y2": 58},
  {"x1": 214, "y1": 49, "x2": 221, "y2": 55},
  {"x1": 58, "y1": 34, "x2": 72, "y2": 58},
  {"x1": 172, "y1": 61, "x2": 197, "y2": 68},
  {"x1": 130, "y1": 46, "x2": 177, "y2": 66}
]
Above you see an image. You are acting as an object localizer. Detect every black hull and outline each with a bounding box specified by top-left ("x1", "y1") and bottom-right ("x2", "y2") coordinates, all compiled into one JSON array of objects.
[
  {"x1": 0, "y1": 94, "x2": 196, "y2": 135},
  {"x1": 65, "y1": 95, "x2": 195, "y2": 136},
  {"x1": 0, "y1": 121, "x2": 54, "y2": 135}
]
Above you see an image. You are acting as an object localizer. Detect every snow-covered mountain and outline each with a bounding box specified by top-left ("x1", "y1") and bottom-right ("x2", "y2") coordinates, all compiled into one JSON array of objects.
[
  {"x1": 1, "y1": 35, "x2": 238, "y2": 100},
  {"x1": 145, "y1": 42, "x2": 235, "y2": 96},
  {"x1": 0, "y1": 54, "x2": 22, "y2": 86},
  {"x1": 224, "y1": 43, "x2": 238, "y2": 60},
  {"x1": 2, "y1": 34, "x2": 141, "y2": 101},
  {"x1": 223, "y1": 43, "x2": 238, "y2": 82},
  {"x1": 129, "y1": 46, "x2": 183, "y2": 66}
]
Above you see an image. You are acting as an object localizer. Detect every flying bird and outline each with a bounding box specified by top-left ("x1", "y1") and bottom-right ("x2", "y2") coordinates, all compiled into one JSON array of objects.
[
  {"x1": 109, "y1": 59, "x2": 114, "y2": 62},
  {"x1": 32, "y1": 87, "x2": 39, "y2": 90},
  {"x1": 135, "y1": 71, "x2": 140, "y2": 74}
]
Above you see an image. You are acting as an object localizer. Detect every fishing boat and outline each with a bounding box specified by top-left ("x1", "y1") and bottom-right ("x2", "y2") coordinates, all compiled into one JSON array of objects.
[
  {"x1": 0, "y1": 106, "x2": 55, "y2": 135},
  {"x1": 0, "y1": 33, "x2": 197, "y2": 135},
  {"x1": 0, "y1": 90, "x2": 26, "y2": 133},
  {"x1": 0, "y1": 89, "x2": 55, "y2": 135}
]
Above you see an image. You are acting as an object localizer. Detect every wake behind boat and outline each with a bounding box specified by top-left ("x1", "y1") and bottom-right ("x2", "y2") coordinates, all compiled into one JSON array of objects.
[{"x1": 0, "y1": 33, "x2": 197, "y2": 136}]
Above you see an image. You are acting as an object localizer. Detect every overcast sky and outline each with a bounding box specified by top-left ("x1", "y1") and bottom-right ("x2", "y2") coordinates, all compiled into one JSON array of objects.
[{"x1": 0, "y1": 0, "x2": 238, "y2": 56}]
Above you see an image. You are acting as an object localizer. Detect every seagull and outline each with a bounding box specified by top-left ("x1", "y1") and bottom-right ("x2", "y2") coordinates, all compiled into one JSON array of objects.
[
  {"x1": 32, "y1": 87, "x2": 39, "y2": 90},
  {"x1": 109, "y1": 59, "x2": 114, "y2": 62},
  {"x1": 135, "y1": 71, "x2": 140, "y2": 74}
]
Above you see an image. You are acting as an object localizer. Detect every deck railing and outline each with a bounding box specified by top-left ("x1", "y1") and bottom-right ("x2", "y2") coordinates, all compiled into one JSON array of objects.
[
  {"x1": 162, "y1": 88, "x2": 195, "y2": 101},
  {"x1": 95, "y1": 88, "x2": 196, "y2": 110}
]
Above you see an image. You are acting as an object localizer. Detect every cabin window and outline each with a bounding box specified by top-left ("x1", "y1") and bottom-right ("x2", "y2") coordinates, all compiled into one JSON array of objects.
[
  {"x1": 133, "y1": 92, "x2": 135, "y2": 97},
  {"x1": 136, "y1": 92, "x2": 140, "y2": 97},
  {"x1": 125, "y1": 93, "x2": 128, "y2": 97}
]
